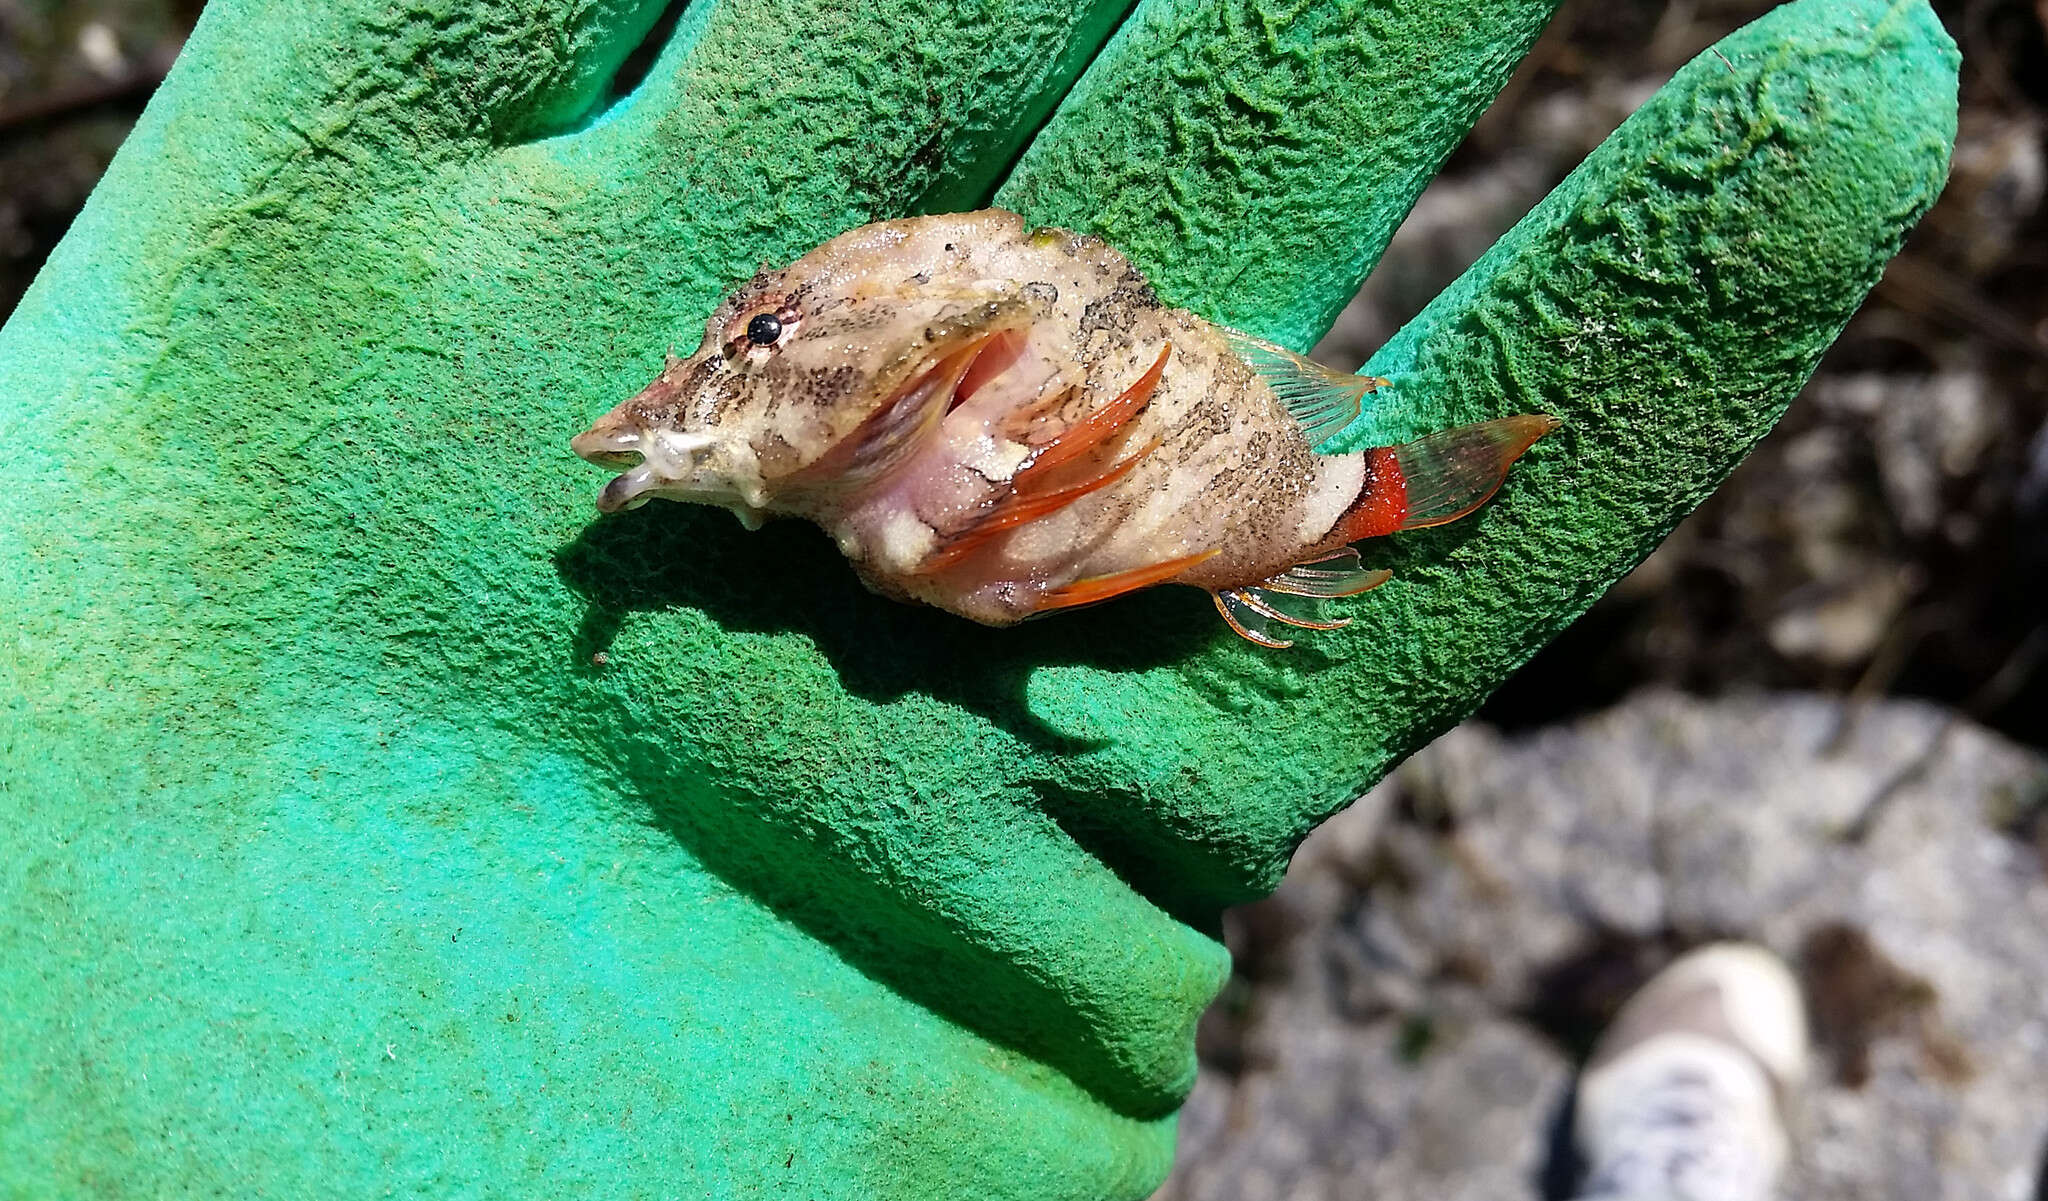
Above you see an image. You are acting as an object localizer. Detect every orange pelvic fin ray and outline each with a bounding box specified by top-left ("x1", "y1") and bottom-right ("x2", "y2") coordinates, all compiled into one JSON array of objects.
[
  {"x1": 1038, "y1": 549, "x2": 1220, "y2": 613},
  {"x1": 1257, "y1": 546, "x2": 1395, "y2": 599},
  {"x1": 1391, "y1": 414, "x2": 1560, "y2": 531},
  {"x1": 1227, "y1": 586, "x2": 1350, "y2": 631},
  {"x1": 1020, "y1": 344, "x2": 1170, "y2": 481},
  {"x1": 1211, "y1": 590, "x2": 1295, "y2": 649},
  {"x1": 1222, "y1": 328, "x2": 1387, "y2": 446},
  {"x1": 922, "y1": 437, "x2": 1162, "y2": 573}
]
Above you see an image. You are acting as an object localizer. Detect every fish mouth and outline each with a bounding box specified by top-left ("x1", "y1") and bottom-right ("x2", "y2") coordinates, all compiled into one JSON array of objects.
[
  {"x1": 569, "y1": 423, "x2": 653, "y2": 513},
  {"x1": 572, "y1": 420, "x2": 722, "y2": 514},
  {"x1": 594, "y1": 463, "x2": 658, "y2": 513},
  {"x1": 570, "y1": 426, "x2": 644, "y2": 471}
]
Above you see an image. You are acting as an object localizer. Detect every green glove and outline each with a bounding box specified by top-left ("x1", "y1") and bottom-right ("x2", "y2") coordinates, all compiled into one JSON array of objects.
[{"x1": 0, "y1": 0, "x2": 1956, "y2": 1196}]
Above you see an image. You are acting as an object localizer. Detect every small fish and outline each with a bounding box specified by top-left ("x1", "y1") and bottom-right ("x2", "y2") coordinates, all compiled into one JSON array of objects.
[{"x1": 572, "y1": 209, "x2": 1557, "y2": 648}]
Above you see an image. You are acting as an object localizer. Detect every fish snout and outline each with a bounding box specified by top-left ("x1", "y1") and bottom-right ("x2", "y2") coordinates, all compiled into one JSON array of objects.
[
  {"x1": 571, "y1": 414, "x2": 646, "y2": 469},
  {"x1": 572, "y1": 409, "x2": 664, "y2": 513},
  {"x1": 573, "y1": 407, "x2": 735, "y2": 515}
]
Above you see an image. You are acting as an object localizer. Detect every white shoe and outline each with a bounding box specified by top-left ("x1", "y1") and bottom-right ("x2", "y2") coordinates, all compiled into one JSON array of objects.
[{"x1": 1572, "y1": 943, "x2": 1809, "y2": 1201}]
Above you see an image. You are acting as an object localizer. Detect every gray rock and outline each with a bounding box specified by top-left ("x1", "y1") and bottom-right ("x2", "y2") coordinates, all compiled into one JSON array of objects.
[{"x1": 1156, "y1": 692, "x2": 2048, "y2": 1201}]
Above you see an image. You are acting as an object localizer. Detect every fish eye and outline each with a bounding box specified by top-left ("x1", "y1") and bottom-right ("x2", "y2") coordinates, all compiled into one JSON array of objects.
[{"x1": 735, "y1": 303, "x2": 799, "y2": 356}]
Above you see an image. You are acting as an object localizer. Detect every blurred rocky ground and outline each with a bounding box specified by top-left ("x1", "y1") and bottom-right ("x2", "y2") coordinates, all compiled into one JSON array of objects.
[
  {"x1": 1159, "y1": 692, "x2": 2048, "y2": 1201},
  {"x1": 4, "y1": 1, "x2": 2044, "y2": 1197},
  {"x1": 0, "y1": 0, "x2": 196, "y2": 316}
]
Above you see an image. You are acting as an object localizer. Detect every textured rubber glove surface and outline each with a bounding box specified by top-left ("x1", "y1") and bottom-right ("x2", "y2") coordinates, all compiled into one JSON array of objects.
[{"x1": 0, "y1": 0, "x2": 1954, "y2": 1197}]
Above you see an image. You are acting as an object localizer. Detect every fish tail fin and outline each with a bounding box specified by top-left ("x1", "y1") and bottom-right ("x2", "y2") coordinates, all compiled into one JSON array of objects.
[{"x1": 1333, "y1": 414, "x2": 1559, "y2": 542}]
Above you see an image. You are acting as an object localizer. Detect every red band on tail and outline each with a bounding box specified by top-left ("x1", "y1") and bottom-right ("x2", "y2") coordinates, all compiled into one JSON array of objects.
[
  {"x1": 1336, "y1": 447, "x2": 1408, "y2": 541},
  {"x1": 1332, "y1": 414, "x2": 1558, "y2": 544}
]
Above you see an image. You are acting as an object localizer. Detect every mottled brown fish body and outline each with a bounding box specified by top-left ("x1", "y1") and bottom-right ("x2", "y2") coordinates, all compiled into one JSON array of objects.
[{"x1": 573, "y1": 210, "x2": 1552, "y2": 646}]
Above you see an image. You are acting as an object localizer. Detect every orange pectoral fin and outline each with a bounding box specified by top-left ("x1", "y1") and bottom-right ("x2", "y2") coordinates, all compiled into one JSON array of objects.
[
  {"x1": 919, "y1": 345, "x2": 1174, "y2": 577},
  {"x1": 786, "y1": 334, "x2": 994, "y2": 492},
  {"x1": 921, "y1": 436, "x2": 1163, "y2": 574},
  {"x1": 1036, "y1": 549, "x2": 1220, "y2": 613},
  {"x1": 1018, "y1": 344, "x2": 1169, "y2": 480}
]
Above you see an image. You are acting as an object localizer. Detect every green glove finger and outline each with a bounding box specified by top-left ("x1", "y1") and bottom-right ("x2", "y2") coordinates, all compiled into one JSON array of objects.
[
  {"x1": 980, "y1": 0, "x2": 1957, "y2": 871},
  {"x1": 1314, "y1": 0, "x2": 1962, "y2": 774},
  {"x1": 346, "y1": 0, "x2": 680, "y2": 144},
  {"x1": 173, "y1": 0, "x2": 679, "y2": 151},
  {"x1": 998, "y1": 0, "x2": 1565, "y2": 343},
  {"x1": 535, "y1": 0, "x2": 1133, "y2": 308},
  {"x1": 437, "y1": 0, "x2": 1572, "y2": 1118}
]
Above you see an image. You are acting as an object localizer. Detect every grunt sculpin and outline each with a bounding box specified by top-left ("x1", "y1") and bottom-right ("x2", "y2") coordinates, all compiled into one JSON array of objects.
[{"x1": 572, "y1": 209, "x2": 1557, "y2": 647}]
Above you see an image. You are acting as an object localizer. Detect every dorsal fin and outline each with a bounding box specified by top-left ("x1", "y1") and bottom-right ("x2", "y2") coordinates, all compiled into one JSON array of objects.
[{"x1": 1222, "y1": 328, "x2": 1388, "y2": 446}]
